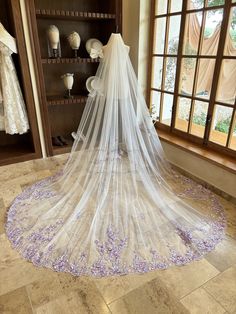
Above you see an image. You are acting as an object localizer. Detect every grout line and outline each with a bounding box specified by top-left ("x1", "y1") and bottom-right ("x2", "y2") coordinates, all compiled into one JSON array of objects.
[
  {"x1": 91, "y1": 279, "x2": 113, "y2": 313},
  {"x1": 180, "y1": 264, "x2": 234, "y2": 313},
  {"x1": 179, "y1": 262, "x2": 221, "y2": 300},
  {"x1": 99, "y1": 291, "x2": 113, "y2": 314},
  {"x1": 106, "y1": 275, "x2": 161, "y2": 306},
  {"x1": 202, "y1": 286, "x2": 229, "y2": 313},
  {"x1": 25, "y1": 285, "x2": 35, "y2": 314}
]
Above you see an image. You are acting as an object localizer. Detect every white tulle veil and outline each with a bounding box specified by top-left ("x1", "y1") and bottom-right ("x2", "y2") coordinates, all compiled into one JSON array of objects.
[{"x1": 6, "y1": 34, "x2": 225, "y2": 277}]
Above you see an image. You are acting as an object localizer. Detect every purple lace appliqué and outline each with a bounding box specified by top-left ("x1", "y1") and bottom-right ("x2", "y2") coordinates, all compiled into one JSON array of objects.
[
  {"x1": 5, "y1": 170, "x2": 226, "y2": 277},
  {"x1": 92, "y1": 226, "x2": 129, "y2": 276}
]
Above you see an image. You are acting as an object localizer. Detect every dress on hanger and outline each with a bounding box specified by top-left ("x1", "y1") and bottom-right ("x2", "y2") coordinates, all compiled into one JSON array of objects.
[
  {"x1": 0, "y1": 23, "x2": 29, "y2": 134},
  {"x1": 5, "y1": 34, "x2": 225, "y2": 277}
]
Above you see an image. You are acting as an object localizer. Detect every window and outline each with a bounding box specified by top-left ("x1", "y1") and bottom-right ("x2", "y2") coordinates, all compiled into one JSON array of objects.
[{"x1": 148, "y1": 0, "x2": 236, "y2": 157}]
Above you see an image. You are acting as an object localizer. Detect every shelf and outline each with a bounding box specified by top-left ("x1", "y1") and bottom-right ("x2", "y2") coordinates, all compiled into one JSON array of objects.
[
  {"x1": 42, "y1": 57, "x2": 100, "y2": 64},
  {"x1": 0, "y1": 144, "x2": 36, "y2": 166},
  {"x1": 47, "y1": 95, "x2": 88, "y2": 106},
  {"x1": 53, "y1": 145, "x2": 72, "y2": 155},
  {"x1": 53, "y1": 138, "x2": 73, "y2": 155},
  {"x1": 36, "y1": 9, "x2": 116, "y2": 20}
]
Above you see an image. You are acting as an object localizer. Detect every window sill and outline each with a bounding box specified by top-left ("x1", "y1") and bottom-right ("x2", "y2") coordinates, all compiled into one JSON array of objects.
[{"x1": 156, "y1": 129, "x2": 236, "y2": 175}]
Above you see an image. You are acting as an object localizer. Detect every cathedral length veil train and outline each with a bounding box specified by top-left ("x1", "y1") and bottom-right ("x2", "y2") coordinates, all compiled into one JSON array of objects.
[{"x1": 6, "y1": 33, "x2": 225, "y2": 277}]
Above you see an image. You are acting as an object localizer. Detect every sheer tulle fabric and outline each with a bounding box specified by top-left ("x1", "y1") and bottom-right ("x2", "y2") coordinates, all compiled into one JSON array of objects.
[{"x1": 6, "y1": 34, "x2": 225, "y2": 277}]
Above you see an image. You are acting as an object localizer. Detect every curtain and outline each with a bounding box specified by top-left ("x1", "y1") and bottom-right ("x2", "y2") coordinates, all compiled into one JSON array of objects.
[{"x1": 182, "y1": 8, "x2": 236, "y2": 103}]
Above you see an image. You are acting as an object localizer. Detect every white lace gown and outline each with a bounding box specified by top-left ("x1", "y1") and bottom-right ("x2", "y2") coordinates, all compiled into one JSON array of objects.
[{"x1": 0, "y1": 41, "x2": 29, "y2": 134}]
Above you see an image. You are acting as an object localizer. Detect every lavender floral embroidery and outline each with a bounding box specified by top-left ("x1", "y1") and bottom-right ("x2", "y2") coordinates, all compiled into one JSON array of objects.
[{"x1": 5, "y1": 172, "x2": 226, "y2": 277}]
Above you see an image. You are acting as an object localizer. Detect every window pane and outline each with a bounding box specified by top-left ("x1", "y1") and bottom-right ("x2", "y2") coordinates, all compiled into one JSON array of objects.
[
  {"x1": 161, "y1": 93, "x2": 173, "y2": 126},
  {"x1": 210, "y1": 105, "x2": 233, "y2": 146},
  {"x1": 229, "y1": 112, "x2": 236, "y2": 150},
  {"x1": 225, "y1": 7, "x2": 236, "y2": 54},
  {"x1": 216, "y1": 59, "x2": 236, "y2": 105},
  {"x1": 167, "y1": 15, "x2": 181, "y2": 54},
  {"x1": 150, "y1": 90, "x2": 161, "y2": 121},
  {"x1": 170, "y1": 0, "x2": 183, "y2": 13},
  {"x1": 154, "y1": 17, "x2": 166, "y2": 54},
  {"x1": 155, "y1": 0, "x2": 168, "y2": 15},
  {"x1": 207, "y1": 0, "x2": 224, "y2": 6},
  {"x1": 190, "y1": 100, "x2": 208, "y2": 137},
  {"x1": 183, "y1": 12, "x2": 203, "y2": 55},
  {"x1": 201, "y1": 9, "x2": 223, "y2": 55},
  {"x1": 179, "y1": 57, "x2": 197, "y2": 95},
  {"x1": 152, "y1": 57, "x2": 163, "y2": 89},
  {"x1": 175, "y1": 97, "x2": 191, "y2": 132},
  {"x1": 195, "y1": 58, "x2": 216, "y2": 99},
  {"x1": 164, "y1": 57, "x2": 177, "y2": 92},
  {"x1": 187, "y1": 0, "x2": 204, "y2": 10}
]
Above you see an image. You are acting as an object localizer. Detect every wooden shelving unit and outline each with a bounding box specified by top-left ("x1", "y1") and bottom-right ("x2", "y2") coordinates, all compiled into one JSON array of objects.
[
  {"x1": 36, "y1": 9, "x2": 116, "y2": 20},
  {"x1": 42, "y1": 57, "x2": 100, "y2": 64},
  {"x1": 26, "y1": 0, "x2": 122, "y2": 156},
  {"x1": 0, "y1": 0, "x2": 42, "y2": 166},
  {"x1": 47, "y1": 95, "x2": 87, "y2": 106}
]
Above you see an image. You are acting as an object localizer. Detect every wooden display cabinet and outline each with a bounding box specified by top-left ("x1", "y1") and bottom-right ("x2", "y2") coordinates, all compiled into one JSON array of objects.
[
  {"x1": 0, "y1": 0, "x2": 42, "y2": 166},
  {"x1": 26, "y1": 0, "x2": 122, "y2": 156}
]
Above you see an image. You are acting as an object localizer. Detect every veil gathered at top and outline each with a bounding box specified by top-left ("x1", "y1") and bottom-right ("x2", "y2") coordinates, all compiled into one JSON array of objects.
[{"x1": 5, "y1": 33, "x2": 225, "y2": 277}]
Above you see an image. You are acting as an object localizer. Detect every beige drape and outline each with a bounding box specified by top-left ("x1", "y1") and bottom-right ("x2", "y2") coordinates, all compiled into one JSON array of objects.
[{"x1": 182, "y1": 9, "x2": 236, "y2": 103}]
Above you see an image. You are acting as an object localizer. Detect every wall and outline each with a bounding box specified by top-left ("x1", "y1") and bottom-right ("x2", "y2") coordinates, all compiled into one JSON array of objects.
[
  {"x1": 162, "y1": 142, "x2": 236, "y2": 198},
  {"x1": 122, "y1": 0, "x2": 140, "y2": 75},
  {"x1": 138, "y1": 0, "x2": 151, "y2": 97},
  {"x1": 122, "y1": 0, "x2": 151, "y2": 96}
]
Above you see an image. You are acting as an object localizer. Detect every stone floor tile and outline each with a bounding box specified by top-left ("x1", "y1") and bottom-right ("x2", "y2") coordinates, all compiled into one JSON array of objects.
[
  {"x1": 109, "y1": 278, "x2": 189, "y2": 314},
  {"x1": 155, "y1": 259, "x2": 219, "y2": 299},
  {"x1": 180, "y1": 287, "x2": 226, "y2": 314},
  {"x1": 0, "y1": 287, "x2": 32, "y2": 314},
  {"x1": 204, "y1": 265, "x2": 236, "y2": 313}
]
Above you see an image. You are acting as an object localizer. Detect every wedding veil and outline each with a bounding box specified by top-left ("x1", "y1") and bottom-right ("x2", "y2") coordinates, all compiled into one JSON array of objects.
[{"x1": 6, "y1": 33, "x2": 225, "y2": 277}]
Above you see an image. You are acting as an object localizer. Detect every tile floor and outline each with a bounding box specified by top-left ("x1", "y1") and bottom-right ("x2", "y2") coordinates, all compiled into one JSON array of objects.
[{"x1": 0, "y1": 155, "x2": 235, "y2": 314}]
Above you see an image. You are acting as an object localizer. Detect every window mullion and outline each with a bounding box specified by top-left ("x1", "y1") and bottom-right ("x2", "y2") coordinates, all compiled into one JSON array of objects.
[
  {"x1": 170, "y1": 0, "x2": 187, "y2": 131},
  {"x1": 226, "y1": 99, "x2": 236, "y2": 148},
  {"x1": 188, "y1": 4, "x2": 207, "y2": 135},
  {"x1": 147, "y1": 0, "x2": 156, "y2": 109},
  {"x1": 203, "y1": 1, "x2": 231, "y2": 145},
  {"x1": 159, "y1": 0, "x2": 171, "y2": 122}
]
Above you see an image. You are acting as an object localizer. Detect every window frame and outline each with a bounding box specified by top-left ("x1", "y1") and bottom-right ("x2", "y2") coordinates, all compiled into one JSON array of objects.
[{"x1": 147, "y1": 0, "x2": 236, "y2": 158}]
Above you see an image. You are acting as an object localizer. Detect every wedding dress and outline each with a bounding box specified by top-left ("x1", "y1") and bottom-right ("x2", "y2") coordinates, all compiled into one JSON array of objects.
[
  {"x1": 0, "y1": 23, "x2": 29, "y2": 134},
  {"x1": 6, "y1": 34, "x2": 225, "y2": 277}
]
